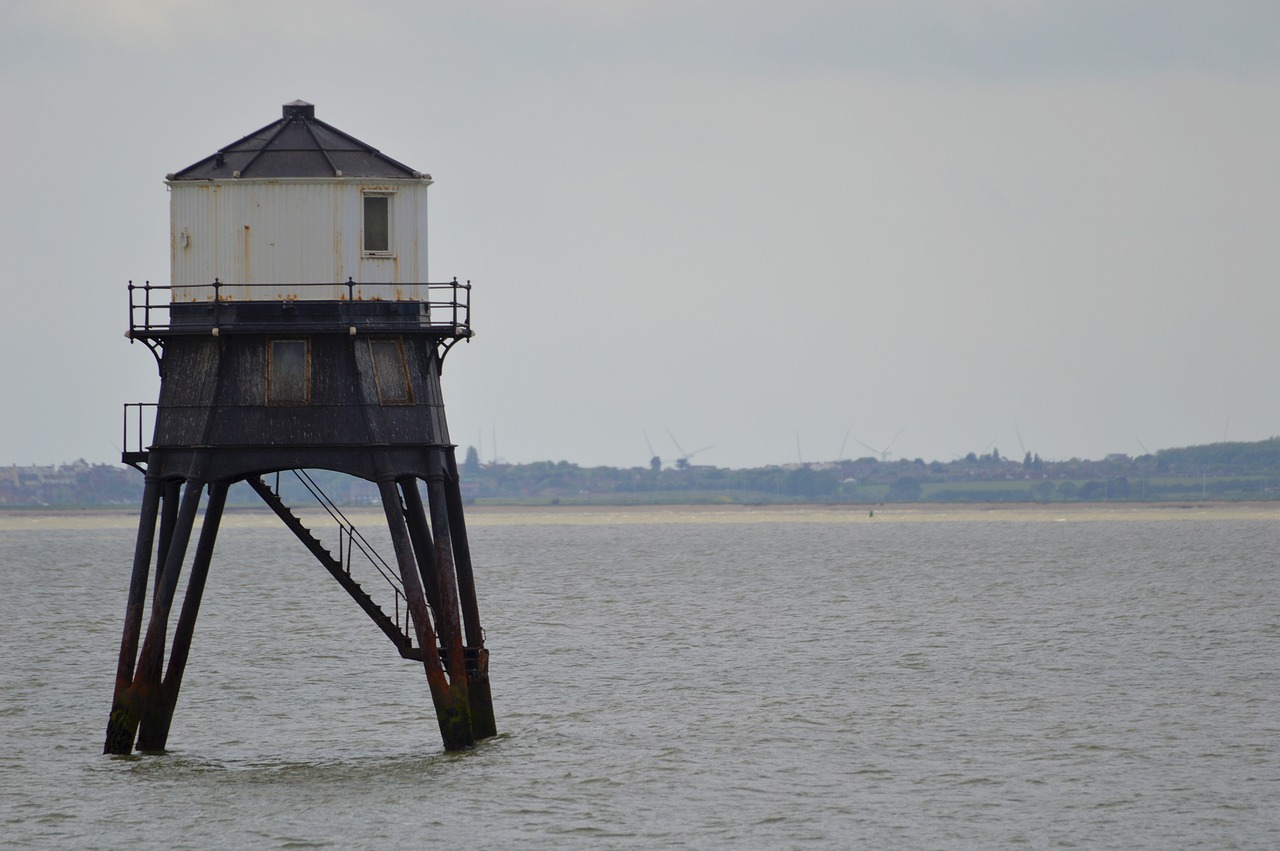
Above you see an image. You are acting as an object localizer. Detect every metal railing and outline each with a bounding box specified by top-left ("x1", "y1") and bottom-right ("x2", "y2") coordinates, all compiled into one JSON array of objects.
[
  {"x1": 127, "y1": 278, "x2": 472, "y2": 336},
  {"x1": 122, "y1": 402, "x2": 157, "y2": 459},
  {"x1": 282, "y1": 470, "x2": 413, "y2": 640}
]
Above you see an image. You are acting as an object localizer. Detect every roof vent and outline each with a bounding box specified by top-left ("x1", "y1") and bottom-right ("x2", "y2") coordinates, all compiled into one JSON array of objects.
[{"x1": 282, "y1": 100, "x2": 315, "y2": 120}]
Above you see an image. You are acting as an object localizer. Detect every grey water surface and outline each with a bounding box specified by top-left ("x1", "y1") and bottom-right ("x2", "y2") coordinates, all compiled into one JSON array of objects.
[{"x1": 1, "y1": 507, "x2": 1276, "y2": 848}]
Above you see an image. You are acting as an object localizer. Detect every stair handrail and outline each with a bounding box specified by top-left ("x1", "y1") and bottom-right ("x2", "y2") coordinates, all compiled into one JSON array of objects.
[{"x1": 288, "y1": 470, "x2": 404, "y2": 598}]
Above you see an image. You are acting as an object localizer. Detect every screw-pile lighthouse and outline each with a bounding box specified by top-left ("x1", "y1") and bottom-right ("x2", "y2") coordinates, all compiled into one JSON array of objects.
[{"x1": 105, "y1": 101, "x2": 494, "y2": 754}]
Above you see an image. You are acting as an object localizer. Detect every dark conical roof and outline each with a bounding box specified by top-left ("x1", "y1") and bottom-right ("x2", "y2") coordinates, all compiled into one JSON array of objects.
[{"x1": 168, "y1": 100, "x2": 426, "y2": 181}]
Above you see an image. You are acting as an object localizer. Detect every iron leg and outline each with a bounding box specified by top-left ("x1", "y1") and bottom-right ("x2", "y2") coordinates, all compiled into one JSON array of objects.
[
  {"x1": 123, "y1": 479, "x2": 203, "y2": 753},
  {"x1": 136, "y1": 481, "x2": 228, "y2": 752},
  {"x1": 105, "y1": 477, "x2": 162, "y2": 754},
  {"x1": 379, "y1": 479, "x2": 473, "y2": 750},
  {"x1": 442, "y1": 447, "x2": 496, "y2": 739}
]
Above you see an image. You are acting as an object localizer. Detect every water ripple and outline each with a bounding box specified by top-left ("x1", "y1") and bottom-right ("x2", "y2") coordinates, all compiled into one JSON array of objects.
[{"x1": 0, "y1": 510, "x2": 1277, "y2": 847}]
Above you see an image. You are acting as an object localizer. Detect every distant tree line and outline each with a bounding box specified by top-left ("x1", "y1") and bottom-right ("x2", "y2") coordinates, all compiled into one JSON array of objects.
[
  {"x1": 451, "y1": 437, "x2": 1280, "y2": 505},
  {"x1": 5, "y1": 438, "x2": 1278, "y2": 507}
]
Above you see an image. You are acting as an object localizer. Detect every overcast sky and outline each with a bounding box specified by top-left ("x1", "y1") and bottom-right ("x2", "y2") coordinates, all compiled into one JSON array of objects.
[{"x1": 3, "y1": 1, "x2": 1278, "y2": 469}]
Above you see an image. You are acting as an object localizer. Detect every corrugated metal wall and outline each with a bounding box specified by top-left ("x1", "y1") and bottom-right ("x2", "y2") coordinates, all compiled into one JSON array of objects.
[{"x1": 170, "y1": 179, "x2": 429, "y2": 301}]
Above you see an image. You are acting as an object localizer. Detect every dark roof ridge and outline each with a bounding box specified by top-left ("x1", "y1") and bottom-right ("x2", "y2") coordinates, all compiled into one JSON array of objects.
[{"x1": 167, "y1": 101, "x2": 426, "y2": 182}]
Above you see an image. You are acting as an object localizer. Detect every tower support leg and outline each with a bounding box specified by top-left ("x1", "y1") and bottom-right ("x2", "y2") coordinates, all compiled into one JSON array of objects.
[
  {"x1": 440, "y1": 447, "x2": 496, "y2": 739},
  {"x1": 105, "y1": 477, "x2": 162, "y2": 754},
  {"x1": 404, "y1": 473, "x2": 492, "y2": 737},
  {"x1": 402, "y1": 478, "x2": 466, "y2": 681},
  {"x1": 379, "y1": 479, "x2": 474, "y2": 750},
  {"x1": 402, "y1": 481, "x2": 444, "y2": 620},
  {"x1": 421, "y1": 461, "x2": 483, "y2": 739},
  {"x1": 153, "y1": 479, "x2": 181, "y2": 598},
  {"x1": 104, "y1": 478, "x2": 203, "y2": 754},
  {"x1": 136, "y1": 481, "x2": 228, "y2": 752}
]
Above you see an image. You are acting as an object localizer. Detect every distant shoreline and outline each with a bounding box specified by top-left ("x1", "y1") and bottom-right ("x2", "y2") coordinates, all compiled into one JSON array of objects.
[
  {"x1": 3, "y1": 500, "x2": 1276, "y2": 513},
  {"x1": 4, "y1": 501, "x2": 1277, "y2": 530}
]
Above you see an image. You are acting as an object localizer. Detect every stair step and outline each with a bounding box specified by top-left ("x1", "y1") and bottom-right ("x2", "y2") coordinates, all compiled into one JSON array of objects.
[{"x1": 248, "y1": 473, "x2": 414, "y2": 657}]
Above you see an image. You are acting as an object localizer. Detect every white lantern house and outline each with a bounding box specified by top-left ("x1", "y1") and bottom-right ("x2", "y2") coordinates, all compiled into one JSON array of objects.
[{"x1": 167, "y1": 100, "x2": 433, "y2": 303}]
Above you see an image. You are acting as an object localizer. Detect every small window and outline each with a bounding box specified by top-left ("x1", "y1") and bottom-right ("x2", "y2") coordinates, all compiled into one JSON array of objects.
[
  {"x1": 363, "y1": 194, "x2": 391, "y2": 254},
  {"x1": 369, "y1": 339, "x2": 412, "y2": 404},
  {"x1": 268, "y1": 339, "x2": 310, "y2": 405}
]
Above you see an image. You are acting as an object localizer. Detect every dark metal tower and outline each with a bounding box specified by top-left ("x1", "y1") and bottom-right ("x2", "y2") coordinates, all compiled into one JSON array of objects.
[{"x1": 104, "y1": 102, "x2": 494, "y2": 754}]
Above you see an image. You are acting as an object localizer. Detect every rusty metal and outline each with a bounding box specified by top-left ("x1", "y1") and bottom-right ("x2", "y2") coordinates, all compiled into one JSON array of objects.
[
  {"x1": 104, "y1": 478, "x2": 161, "y2": 754},
  {"x1": 136, "y1": 480, "x2": 228, "y2": 752},
  {"x1": 443, "y1": 446, "x2": 497, "y2": 738},
  {"x1": 106, "y1": 102, "x2": 494, "y2": 756},
  {"x1": 105, "y1": 477, "x2": 202, "y2": 754},
  {"x1": 402, "y1": 480, "x2": 445, "y2": 624},
  {"x1": 380, "y1": 478, "x2": 474, "y2": 750},
  {"x1": 421, "y1": 459, "x2": 470, "y2": 690},
  {"x1": 105, "y1": 305, "x2": 497, "y2": 753}
]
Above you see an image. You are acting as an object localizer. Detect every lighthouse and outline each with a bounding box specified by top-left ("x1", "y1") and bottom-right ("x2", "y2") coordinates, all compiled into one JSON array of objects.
[{"x1": 105, "y1": 101, "x2": 494, "y2": 753}]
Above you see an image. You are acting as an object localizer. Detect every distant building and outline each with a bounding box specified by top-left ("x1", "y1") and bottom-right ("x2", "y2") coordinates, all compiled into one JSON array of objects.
[{"x1": 0, "y1": 461, "x2": 140, "y2": 505}]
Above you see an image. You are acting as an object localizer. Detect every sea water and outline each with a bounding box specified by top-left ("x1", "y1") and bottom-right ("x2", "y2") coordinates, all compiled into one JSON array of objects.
[{"x1": 0, "y1": 503, "x2": 1276, "y2": 848}]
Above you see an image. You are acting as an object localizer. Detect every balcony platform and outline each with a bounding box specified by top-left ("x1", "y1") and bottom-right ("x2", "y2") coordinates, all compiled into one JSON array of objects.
[{"x1": 127, "y1": 280, "x2": 473, "y2": 342}]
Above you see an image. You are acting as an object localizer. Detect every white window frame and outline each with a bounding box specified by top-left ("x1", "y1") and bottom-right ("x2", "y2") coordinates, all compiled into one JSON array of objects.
[{"x1": 362, "y1": 191, "x2": 395, "y2": 257}]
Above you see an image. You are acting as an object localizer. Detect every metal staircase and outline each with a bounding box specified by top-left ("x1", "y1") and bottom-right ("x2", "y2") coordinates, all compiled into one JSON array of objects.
[{"x1": 246, "y1": 472, "x2": 427, "y2": 660}]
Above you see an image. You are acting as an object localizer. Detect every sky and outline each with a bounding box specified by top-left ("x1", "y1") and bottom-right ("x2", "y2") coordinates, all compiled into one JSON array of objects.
[{"x1": 2, "y1": 1, "x2": 1279, "y2": 470}]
